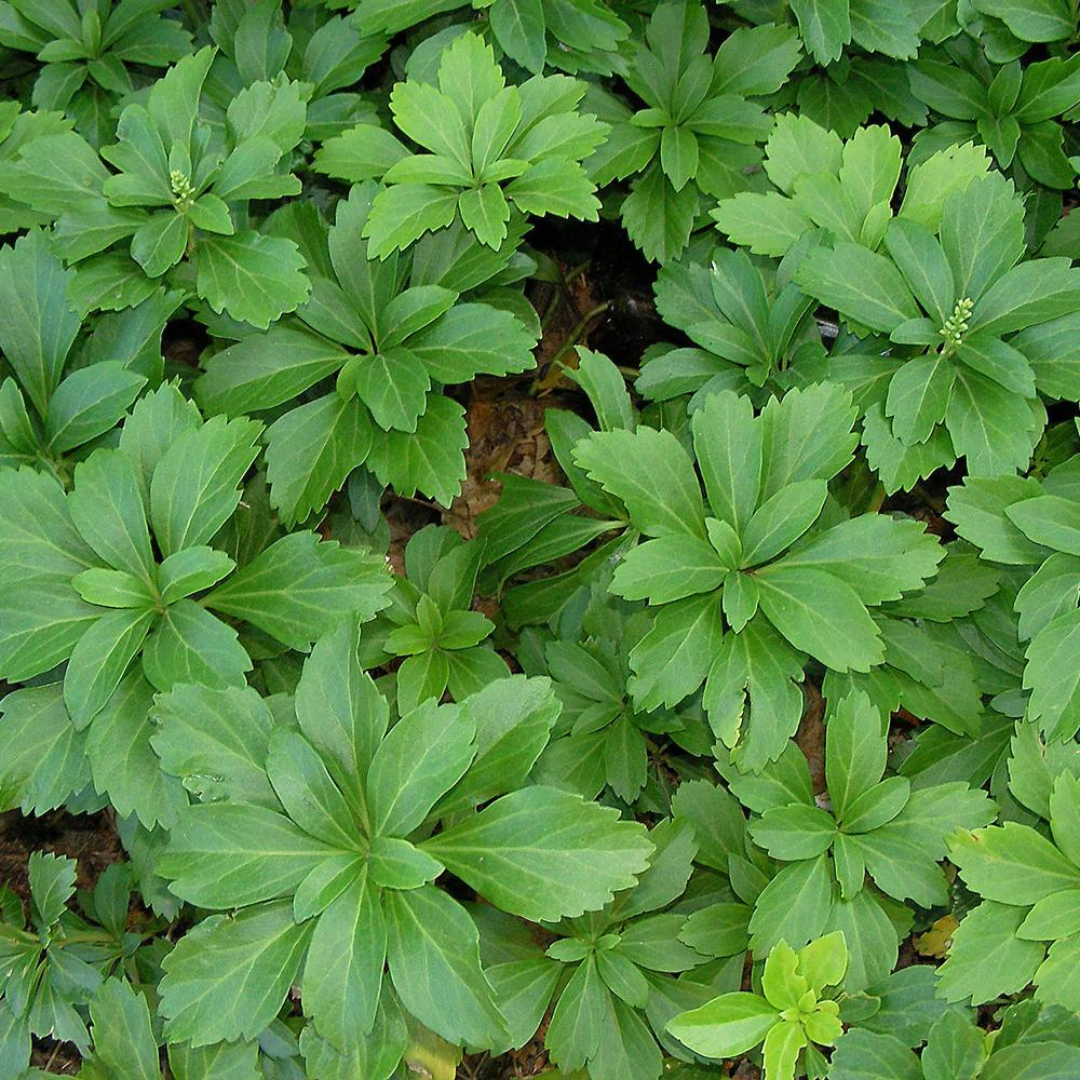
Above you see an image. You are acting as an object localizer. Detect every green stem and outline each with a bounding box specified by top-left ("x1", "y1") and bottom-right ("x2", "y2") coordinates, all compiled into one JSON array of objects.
[{"x1": 548, "y1": 301, "x2": 611, "y2": 372}]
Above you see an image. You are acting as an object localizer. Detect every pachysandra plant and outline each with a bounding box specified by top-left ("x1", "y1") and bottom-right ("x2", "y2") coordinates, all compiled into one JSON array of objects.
[
  {"x1": 0, "y1": 0, "x2": 192, "y2": 146},
  {"x1": 524, "y1": 605, "x2": 714, "y2": 804},
  {"x1": 3, "y1": 0, "x2": 1080, "y2": 1075},
  {"x1": 942, "y1": 769, "x2": 1080, "y2": 1012},
  {"x1": 0, "y1": 384, "x2": 392, "y2": 826},
  {"x1": 669, "y1": 931, "x2": 850, "y2": 1080},
  {"x1": 0, "y1": 231, "x2": 146, "y2": 474},
  {"x1": 830, "y1": 997, "x2": 1080, "y2": 1078},
  {"x1": 948, "y1": 460, "x2": 1080, "y2": 740},
  {"x1": 823, "y1": 544, "x2": 1002, "y2": 740},
  {"x1": 153, "y1": 626, "x2": 653, "y2": 1070},
  {"x1": 637, "y1": 245, "x2": 820, "y2": 406},
  {"x1": 586, "y1": 0, "x2": 800, "y2": 263},
  {"x1": 196, "y1": 181, "x2": 538, "y2": 522},
  {"x1": 796, "y1": 170, "x2": 1080, "y2": 484},
  {"x1": 63, "y1": 976, "x2": 269, "y2": 1080},
  {"x1": 0, "y1": 101, "x2": 75, "y2": 232},
  {"x1": 574, "y1": 383, "x2": 944, "y2": 769},
  {"x1": 204, "y1": 0, "x2": 389, "y2": 141},
  {"x1": 710, "y1": 116, "x2": 991, "y2": 261},
  {"x1": 353, "y1": 0, "x2": 631, "y2": 75},
  {"x1": 0, "y1": 46, "x2": 311, "y2": 326},
  {"x1": 475, "y1": 349, "x2": 635, "y2": 621},
  {"x1": 721, "y1": 691, "x2": 995, "y2": 986},
  {"x1": 0, "y1": 856, "x2": 150, "y2": 1062},
  {"x1": 909, "y1": 45, "x2": 1080, "y2": 188},
  {"x1": 314, "y1": 31, "x2": 608, "y2": 254},
  {"x1": 359, "y1": 525, "x2": 507, "y2": 713},
  {"x1": 477, "y1": 819, "x2": 716, "y2": 1080}
]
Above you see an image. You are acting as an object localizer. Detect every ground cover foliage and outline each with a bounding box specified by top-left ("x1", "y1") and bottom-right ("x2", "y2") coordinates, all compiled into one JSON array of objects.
[{"x1": 0, "y1": 0, "x2": 1079, "y2": 1077}]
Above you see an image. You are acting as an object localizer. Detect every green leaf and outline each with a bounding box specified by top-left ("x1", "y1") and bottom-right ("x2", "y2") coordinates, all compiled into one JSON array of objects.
[
  {"x1": 629, "y1": 593, "x2": 723, "y2": 710},
  {"x1": 757, "y1": 565, "x2": 883, "y2": 672},
  {"x1": 705, "y1": 617, "x2": 806, "y2": 771},
  {"x1": 63, "y1": 606, "x2": 154, "y2": 728},
  {"x1": 939, "y1": 172, "x2": 1024, "y2": 303},
  {"x1": 383, "y1": 885, "x2": 505, "y2": 1048},
  {"x1": 196, "y1": 232, "x2": 310, "y2": 329},
  {"x1": 751, "y1": 805, "x2": 837, "y2": 860},
  {"x1": 490, "y1": 0, "x2": 546, "y2": 72},
  {"x1": 149, "y1": 415, "x2": 261, "y2": 559},
  {"x1": 28, "y1": 849, "x2": 77, "y2": 929},
  {"x1": 777, "y1": 515, "x2": 943, "y2": 604},
  {"x1": 1023, "y1": 609, "x2": 1080, "y2": 740},
  {"x1": 622, "y1": 163, "x2": 698, "y2": 264},
  {"x1": 1033, "y1": 935, "x2": 1080, "y2": 1011},
  {"x1": 151, "y1": 683, "x2": 277, "y2": 809},
  {"x1": 0, "y1": 684, "x2": 91, "y2": 816},
  {"x1": 365, "y1": 394, "x2": 467, "y2": 507},
  {"x1": 0, "y1": 230, "x2": 80, "y2": 417},
  {"x1": 69, "y1": 449, "x2": 154, "y2": 581},
  {"x1": 141, "y1": 599, "x2": 251, "y2": 691},
  {"x1": 712, "y1": 191, "x2": 814, "y2": 258},
  {"x1": 921, "y1": 1011, "x2": 987, "y2": 1080},
  {"x1": 409, "y1": 303, "x2": 537, "y2": 385},
  {"x1": 458, "y1": 184, "x2": 510, "y2": 249},
  {"x1": 758, "y1": 383, "x2": 858, "y2": 498},
  {"x1": 1049, "y1": 773, "x2": 1080, "y2": 871},
  {"x1": 87, "y1": 672, "x2": 186, "y2": 830},
  {"x1": 883, "y1": 217, "x2": 955, "y2": 325},
  {"x1": 157, "y1": 547, "x2": 235, "y2": 605},
  {"x1": 826, "y1": 692, "x2": 887, "y2": 818},
  {"x1": 741, "y1": 479, "x2": 828, "y2": 566},
  {"x1": 971, "y1": 0, "x2": 1075, "y2": 41},
  {"x1": 131, "y1": 210, "x2": 187, "y2": 277},
  {"x1": 546, "y1": 956, "x2": 607, "y2": 1071},
  {"x1": 364, "y1": 184, "x2": 460, "y2": 259},
  {"x1": 44, "y1": 362, "x2": 146, "y2": 455},
  {"x1": 749, "y1": 855, "x2": 834, "y2": 955},
  {"x1": 712, "y1": 24, "x2": 803, "y2": 97},
  {"x1": 302, "y1": 865, "x2": 385, "y2": 1047},
  {"x1": 829, "y1": 1029, "x2": 922, "y2": 1080},
  {"x1": 367, "y1": 700, "x2": 476, "y2": 838},
  {"x1": 264, "y1": 394, "x2": 375, "y2": 526},
  {"x1": 950, "y1": 823, "x2": 1080, "y2": 904},
  {"x1": 168, "y1": 1039, "x2": 260, "y2": 1080},
  {"x1": 369, "y1": 836, "x2": 443, "y2": 890},
  {"x1": 205, "y1": 532, "x2": 390, "y2": 651},
  {"x1": 87, "y1": 979, "x2": 158, "y2": 1080},
  {"x1": 693, "y1": 391, "x2": 761, "y2": 535},
  {"x1": 267, "y1": 729, "x2": 359, "y2": 851},
  {"x1": 161, "y1": 803, "x2": 339, "y2": 909},
  {"x1": 436, "y1": 675, "x2": 561, "y2": 816},
  {"x1": 885, "y1": 355, "x2": 954, "y2": 445},
  {"x1": 295, "y1": 619, "x2": 386, "y2": 818},
  {"x1": 574, "y1": 426, "x2": 704, "y2": 539},
  {"x1": 422, "y1": 785, "x2": 652, "y2": 921},
  {"x1": 1006, "y1": 496, "x2": 1080, "y2": 556},
  {"x1": 795, "y1": 242, "x2": 920, "y2": 333},
  {"x1": 945, "y1": 367, "x2": 1041, "y2": 477},
  {"x1": 313, "y1": 123, "x2": 409, "y2": 181},
  {"x1": 119, "y1": 384, "x2": 201, "y2": 503},
  {"x1": 937, "y1": 901, "x2": 1045, "y2": 1004},
  {"x1": 610, "y1": 535, "x2": 726, "y2": 604},
  {"x1": 0, "y1": 577, "x2": 99, "y2": 682},
  {"x1": 763, "y1": 1019, "x2": 809, "y2": 1080},
  {"x1": 196, "y1": 324, "x2": 349, "y2": 417},
  {"x1": 159, "y1": 901, "x2": 313, "y2": 1045},
  {"x1": 667, "y1": 992, "x2": 778, "y2": 1057}
]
